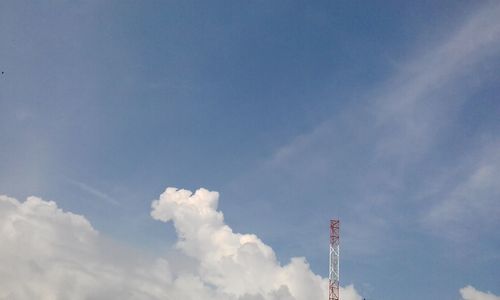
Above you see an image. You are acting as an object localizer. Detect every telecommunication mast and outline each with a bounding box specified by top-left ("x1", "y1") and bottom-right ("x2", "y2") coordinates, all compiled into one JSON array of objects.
[{"x1": 329, "y1": 219, "x2": 340, "y2": 300}]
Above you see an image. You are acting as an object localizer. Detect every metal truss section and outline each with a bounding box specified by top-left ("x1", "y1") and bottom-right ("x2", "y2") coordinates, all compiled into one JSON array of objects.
[{"x1": 329, "y1": 219, "x2": 340, "y2": 300}]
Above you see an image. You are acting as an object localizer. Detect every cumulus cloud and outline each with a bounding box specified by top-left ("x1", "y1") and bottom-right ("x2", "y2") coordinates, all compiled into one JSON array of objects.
[
  {"x1": 0, "y1": 195, "x2": 172, "y2": 300},
  {"x1": 0, "y1": 188, "x2": 363, "y2": 300},
  {"x1": 460, "y1": 286, "x2": 500, "y2": 300},
  {"x1": 151, "y1": 187, "x2": 362, "y2": 300}
]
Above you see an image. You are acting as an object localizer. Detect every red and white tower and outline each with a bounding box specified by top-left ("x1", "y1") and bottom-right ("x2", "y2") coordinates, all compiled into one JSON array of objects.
[{"x1": 329, "y1": 219, "x2": 340, "y2": 300}]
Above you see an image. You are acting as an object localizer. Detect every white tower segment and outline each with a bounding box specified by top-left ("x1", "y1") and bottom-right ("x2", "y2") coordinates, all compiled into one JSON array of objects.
[{"x1": 329, "y1": 219, "x2": 340, "y2": 300}]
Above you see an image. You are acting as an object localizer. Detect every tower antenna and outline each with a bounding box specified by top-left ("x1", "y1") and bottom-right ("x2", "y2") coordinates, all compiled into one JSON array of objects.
[{"x1": 329, "y1": 219, "x2": 340, "y2": 300}]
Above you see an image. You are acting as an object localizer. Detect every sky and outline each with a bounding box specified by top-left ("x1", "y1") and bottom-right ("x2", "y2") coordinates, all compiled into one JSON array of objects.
[{"x1": 0, "y1": 1, "x2": 499, "y2": 300}]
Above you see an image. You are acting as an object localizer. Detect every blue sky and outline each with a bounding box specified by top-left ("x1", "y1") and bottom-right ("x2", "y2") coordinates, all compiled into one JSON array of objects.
[{"x1": 1, "y1": 1, "x2": 499, "y2": 299}]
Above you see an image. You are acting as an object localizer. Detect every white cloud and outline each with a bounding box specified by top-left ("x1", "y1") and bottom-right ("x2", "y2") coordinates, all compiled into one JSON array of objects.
[
  {"x1": 0, "y1": 195, "x2": 172, "y2": 300},
  {"x1": 0, "y1": 188, "x2": 363, "y2": 300},
  {"x1": 151, "y1": 187, "x2": 360, "y2": 300},
  {"x1": 461, "y1": 286, "x2": 500, "y2": 300}
]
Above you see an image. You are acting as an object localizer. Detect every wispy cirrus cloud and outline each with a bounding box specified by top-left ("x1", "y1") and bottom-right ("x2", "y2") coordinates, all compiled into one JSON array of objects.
[
  {"x1": 230, "y1": 1, "x2": 500, "y2": 257},
  {"x1": 269, "y1": 2, "x2": 500, "y2": 169},
  {"x1": 423, "y1": 139, "x2": 500, "y2": 239},
  {"x1": 66, "y1": 178, "x2": 119, "y2": 206}
]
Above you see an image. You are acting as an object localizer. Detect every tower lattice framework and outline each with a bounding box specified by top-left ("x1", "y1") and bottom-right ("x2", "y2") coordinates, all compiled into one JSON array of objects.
[{"x1": 329, "y1": 219, "x2": 340, "y2": 300}]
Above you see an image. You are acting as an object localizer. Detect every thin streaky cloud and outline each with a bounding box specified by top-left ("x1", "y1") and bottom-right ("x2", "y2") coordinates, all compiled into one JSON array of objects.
[
  {"x1": 231, "y1": 1, "x2": 500, "y2": 256},
  {"x1": 268, "y1": 2, "x2": 500, "y2": 169},
  {"x1": 423, "y1": 139, "x2": 500, "y2": 239},
  {"x1": 66, "y1": 178, "x2": 120, "y2": 206}
]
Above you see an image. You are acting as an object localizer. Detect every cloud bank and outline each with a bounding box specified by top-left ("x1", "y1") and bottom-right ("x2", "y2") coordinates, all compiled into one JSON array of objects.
[
  {"x1": 1, "y1": 188, "x2": 497, "y2": 299},
  {"x1": 0, "y1": 188, "x2": 363, "y2": 300}
]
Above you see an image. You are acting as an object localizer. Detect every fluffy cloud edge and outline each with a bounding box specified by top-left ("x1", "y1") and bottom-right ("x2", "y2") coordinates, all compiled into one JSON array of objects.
[
  {"x1": 461, "y1": 285, "x2": 500, "y2": 300},
  {"x1": 2, "y1": 190, "x2": 499, "y2": 299},
  {"x1": 0, "y1": 188, "x2": 363, "y2": 300}
]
